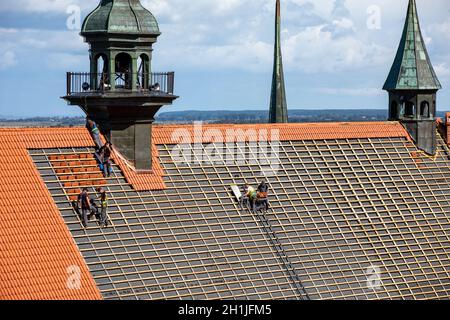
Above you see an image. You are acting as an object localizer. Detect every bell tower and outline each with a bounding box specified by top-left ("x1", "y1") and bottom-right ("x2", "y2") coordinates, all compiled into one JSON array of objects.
[
  {"x1": 383, "y1": 0, "x2": 441, "y2": 155},
  {"x1": 63, "y1": 0, "x2": 178, "y2": 172}
]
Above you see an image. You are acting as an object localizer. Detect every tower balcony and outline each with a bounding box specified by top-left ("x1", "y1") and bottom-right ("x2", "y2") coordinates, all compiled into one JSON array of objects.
[{"x1": 66, "y1": 72, "x2": 175, "y2": 96}]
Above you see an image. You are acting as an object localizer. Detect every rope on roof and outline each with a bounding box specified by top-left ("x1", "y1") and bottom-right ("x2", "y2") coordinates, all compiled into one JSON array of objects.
[{"x1": 112, "y1": 147, "x2": 137, "y2": 173}]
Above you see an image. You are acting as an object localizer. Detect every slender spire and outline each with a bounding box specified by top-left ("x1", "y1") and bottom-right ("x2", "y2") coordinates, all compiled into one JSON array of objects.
[
  {"x1": 269, "y1": 0, "x2": 288, "y2": 123},
  {"x1": 383, "y1": 0, "x2": 441, "y2": 91}
]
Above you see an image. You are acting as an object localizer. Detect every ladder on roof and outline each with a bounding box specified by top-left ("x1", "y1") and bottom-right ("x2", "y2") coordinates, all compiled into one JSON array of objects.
[
  {"x1": 235, "y1": 196, "x2": 310, "y2": 299},
  {"x1": 254, "y1": 209, "x2": 311, "y2": 300},
  {"x1": 231, "y1": 184, "x2": 310, "y2": 299}
]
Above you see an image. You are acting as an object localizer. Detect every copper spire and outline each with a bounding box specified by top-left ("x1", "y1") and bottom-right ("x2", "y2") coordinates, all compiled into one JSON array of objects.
[{"x1": 269, "y1": 0, "x2": 288, "y2": 123}]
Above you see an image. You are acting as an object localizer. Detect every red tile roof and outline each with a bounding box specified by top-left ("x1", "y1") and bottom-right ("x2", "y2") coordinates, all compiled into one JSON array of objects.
[
  {"x1": 49, "y1": 154, "x2": 107, "y2": 201},
  {"x1": 0, "y1": 122, "x2": 410, "y2": 299},
  {"x1": 152, "y1": 122, "x2": 410, "y2": 144},
  {"x1": 111, "y1": 144, "x2": 166, "y2": 191},
  {"x1": 0, "y1": 128, "x2": 101, "y2": 300}
]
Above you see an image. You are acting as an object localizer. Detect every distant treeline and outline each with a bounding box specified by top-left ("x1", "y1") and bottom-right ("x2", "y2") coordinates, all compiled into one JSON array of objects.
[
  {"x1": 156, "y1": 109, "x2": 389, "y2": 124},
  {"x1": 0, "y1": 110, "x2": 447, "y2": 127},
  {"x1": 156, "y1": 109, "x2": 447, "y2": 124},
  {"x1": 0, "y1": 116, "x2": 85, "y2": 127}
]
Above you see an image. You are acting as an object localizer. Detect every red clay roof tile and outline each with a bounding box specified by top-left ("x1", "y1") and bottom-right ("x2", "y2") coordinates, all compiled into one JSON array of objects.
[{"x1": 0, "y1": 128, "x2": 101, "y2": 300}]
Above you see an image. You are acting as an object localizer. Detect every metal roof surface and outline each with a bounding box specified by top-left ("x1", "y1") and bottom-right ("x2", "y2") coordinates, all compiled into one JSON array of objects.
[{"x1": 81, "y1": 0, "x2": 159, "y2": 35}]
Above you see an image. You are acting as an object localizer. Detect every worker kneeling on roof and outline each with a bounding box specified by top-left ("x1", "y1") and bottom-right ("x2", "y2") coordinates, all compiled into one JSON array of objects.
[
  {"x1": 257, "y1": 181, "x2": 270, "y2": 211},
  {"x1": 244, "y1": 183, "x2": 257, "y2": 211}
]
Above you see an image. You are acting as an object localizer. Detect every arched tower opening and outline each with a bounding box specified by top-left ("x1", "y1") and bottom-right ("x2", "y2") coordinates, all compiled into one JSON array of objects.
[
  {"x1": 95, "y1": 53, "x2": 109, "y2": 90},
  {"x1": 390, "y1": 101, "x2": 398, "y2": 119},
  {"x1": 137, "y1": 53, "x2": 150, "y2": 90},
  {"x1": 420, "y1": 101, "x2": 430, "y2": 118},
  {"x1": 404, "y1": 101, "x2": 416, "y2": 118},
  {"x1": 115, "y1": 53, "x2": 132, "y2": 89}
]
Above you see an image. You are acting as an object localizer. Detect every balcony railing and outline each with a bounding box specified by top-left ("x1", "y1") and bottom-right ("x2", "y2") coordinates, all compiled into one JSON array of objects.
[{"x1": 66, "y1": 72, "x2": 175, "y2": 96}]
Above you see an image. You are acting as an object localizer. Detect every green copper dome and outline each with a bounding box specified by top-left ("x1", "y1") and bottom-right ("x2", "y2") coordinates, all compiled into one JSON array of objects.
[
  {"x1": 384, "y1": 0, "x2": 441, "y2": 91},
  {"x1": 81, "y1": 0, "x2": 160, "y2": 35}
]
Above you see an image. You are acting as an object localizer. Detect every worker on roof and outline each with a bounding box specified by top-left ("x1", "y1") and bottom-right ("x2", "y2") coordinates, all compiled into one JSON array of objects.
[
  {"x1": 96, "y1": 187, "x2": 109, "y2": 228},
  {"x1": 86, "y1": 117, "x2": 103, "y2": 150},
  {"x1": 257, "y1": 181, "x2": 270, "y2": 211},
  {"x1": 101, "y1": 142, "x2": 113, "y2": 178},
  {"x1": 245, "y1": 183, "x2": 257, "y2": 211},
  {"x1": 77, "y1": 188, "x2": 92, "y2": 228}
]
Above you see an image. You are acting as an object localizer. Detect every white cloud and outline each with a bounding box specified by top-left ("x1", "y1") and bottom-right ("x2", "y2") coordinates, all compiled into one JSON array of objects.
[
  {"x1": 156, "y1": 40, "x2": 272, "y2": 72},
  {"x1": 143, "y1": 0, "x2": 251, "y2": 20},
  {"x1": 435, "y1": 63, "x2": 450, "y2": 78},
  {"x1": 0, "y1": 28, "x2": 18, "y2": 34},
  {"x1": 0, "y1": 50, "x2": 18, "y2": 70},
  {"x1": 1, "y1": 0, "x2": 450, "y2": 114},
  {"x1": 46, "y1": 53, "x2": 85, "y2": 70},
  {"x1": 22, "y1": 30, "x2": 85, "y2": 51},
  {"x1": 0, "y1": 0, "x2": 90, "y2": 13},
  {"x1": 332, "y1": 17, "x2": 355, "y2": 30},
  {"x1": 0, "y1": 27, "x2": 85, "y2": 51},
  {"x1": 0, "y1": 28, "x2": 86, "y2": 71},
  {"x1": 148, "y1": 0, "x2": 395, "y2": 74},
  {"x1": 283, "y1": 25, "x2": 392, "y2": 73},
  {"x1": 428, "y1": 19, "x2": 450, "y2": 36},
  {"x1": 1, "y1": 0, "x2": 448, "y2": 78}
]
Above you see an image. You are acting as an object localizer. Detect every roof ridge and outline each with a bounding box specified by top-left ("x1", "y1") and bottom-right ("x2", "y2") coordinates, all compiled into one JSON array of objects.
[{"x1": 153, "y1": 121, "x2": 400, "y2": 128}]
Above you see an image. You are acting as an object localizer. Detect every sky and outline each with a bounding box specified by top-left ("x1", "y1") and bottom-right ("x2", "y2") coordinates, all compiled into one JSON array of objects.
[{"x1": 0, "y1": 0, "x2": 450, "y2": 117}]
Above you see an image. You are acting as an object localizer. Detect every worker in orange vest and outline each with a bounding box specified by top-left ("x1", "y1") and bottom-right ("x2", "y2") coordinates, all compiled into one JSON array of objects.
[{"x1": 257, "y1": 181, "x2": 270, "y2": 211}]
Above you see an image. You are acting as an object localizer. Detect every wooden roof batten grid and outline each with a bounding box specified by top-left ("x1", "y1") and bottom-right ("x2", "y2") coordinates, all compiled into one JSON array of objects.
[{"x1": 1, "y1": 123, "x2": 447, "y2": 300}]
